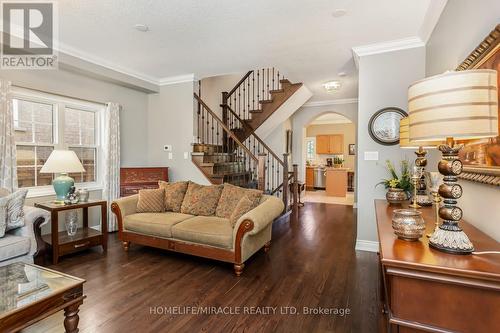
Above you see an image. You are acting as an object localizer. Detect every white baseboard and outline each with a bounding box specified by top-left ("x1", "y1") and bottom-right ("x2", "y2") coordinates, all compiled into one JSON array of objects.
[{"x1": 355, "y1": 239, "x2": 379, "y2": 252}]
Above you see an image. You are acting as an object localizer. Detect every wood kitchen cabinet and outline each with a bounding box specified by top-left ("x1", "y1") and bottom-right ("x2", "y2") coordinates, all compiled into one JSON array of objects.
[
  {"x1": 316, "y1": 134, "x2": 343, "y2": 154},
  {"x1": 305, "y1": 167, "x2": 314, "y2": 190}
]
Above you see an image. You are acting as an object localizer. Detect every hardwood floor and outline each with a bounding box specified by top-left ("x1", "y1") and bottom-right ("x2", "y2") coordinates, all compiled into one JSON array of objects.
[{"x1": 24, "y1": 203, "x2": 381, "y2": 333}]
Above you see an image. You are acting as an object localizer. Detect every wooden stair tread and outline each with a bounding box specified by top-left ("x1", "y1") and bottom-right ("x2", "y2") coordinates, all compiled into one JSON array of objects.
[
  {"x1": 249, "y1": 109, "x2": 263, "y2": 113},
  {"x1": 269, "y1": 89, "x2": 284, "y2": 94},
  {"x1": 210, "y1": 171, "x2": 252, "y2": 178},
  {"x1": 259, "y1": 99, "x2": 273, "y2": 104}
]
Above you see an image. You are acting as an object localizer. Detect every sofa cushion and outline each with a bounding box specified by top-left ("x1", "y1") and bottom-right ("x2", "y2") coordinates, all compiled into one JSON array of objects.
[
  {"x1": 0, "y1": 196, "x2": 8, "y2": 238},
  {"x1": 158, "y1": 181, "x2": 188, "y2": 212},
  {"x1": 5, "y1": 189, "x2": 28, "y2": 232},
  {"x1": 229, "y1": 196, "x2": 255, "y2": 228},
  {"x1": 216, "y1": 183, "x2": 262, "y2": 219},
  {"x1": 0, "y1": 235, "x2": 30, "y2": 261},
  {"x1": 124, "y1": 212, "x2": 193, "y2": 238},
  {"x1": 180, "y1": 182, "x2": 223, "y2": 216},
  {"x1": 136, "y1": 188, "x2": 165, "y2": 213},
  {"x1": 172, "y1": 216, "x2": 233, "y2": 249}
]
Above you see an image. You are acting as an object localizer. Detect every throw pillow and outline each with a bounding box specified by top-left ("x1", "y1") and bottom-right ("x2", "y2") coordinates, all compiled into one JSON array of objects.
[
  {"x1": 5, "y1": 189, "x2": 28, "y2": 232},
  {"x1": 229, "y1": 196, "x2": 255, "y2": 228},
  {"x1": 180, "y1": 182, "x2": 223, "y2": 216},
  {"x1": 136, "y1": 188, "x2": 165, "y2": 213},
  {"x1": 0, "y1": 197, "x2": 9, "y2": 238},
  {"x1": 158, "y1": 181, "x2": 189, "y2": 212},
  {"x1": 216, "y1": 183, "x2": 262, "y2": 219}
]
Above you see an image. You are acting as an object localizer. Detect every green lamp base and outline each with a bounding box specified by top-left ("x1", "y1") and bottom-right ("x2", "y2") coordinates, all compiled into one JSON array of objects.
[{"x1": 52, "y1": 173, "x2": 75, "y2": 204}]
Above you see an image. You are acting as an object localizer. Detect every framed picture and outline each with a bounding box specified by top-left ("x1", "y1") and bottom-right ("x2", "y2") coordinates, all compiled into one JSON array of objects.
[
  {"x1": 456, "y1": 24, "x2": 500, "y2": 186},
  {"x1": 285, "y1": 130, "x2": 293, "y2": 154},
  {"x1": 348, "y1": 144, "x2": 355, "y2": 155}
]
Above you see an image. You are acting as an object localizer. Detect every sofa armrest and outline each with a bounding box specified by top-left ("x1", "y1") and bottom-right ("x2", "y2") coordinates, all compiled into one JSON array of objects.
[
  {"x1": 111, "y1": 195, "x2": 138, "y2": 236},
  {"x1": 10, "y1": 206, "x2": 49, "y2": 258},
  {"x1": 233, "y1": 195, "x2": 284, "y2": 238}
]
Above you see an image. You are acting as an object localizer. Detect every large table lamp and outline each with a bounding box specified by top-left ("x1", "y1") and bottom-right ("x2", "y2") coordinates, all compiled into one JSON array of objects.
[
  {"x1": 408, "y1": 69, "x2": 498, "y2": 254},
  {"x1": 399, "y1": 117, "x2": 442, "y2": 208},
  {"x1": 40, "y1": 150, "x2": 85, "y2": 204}
]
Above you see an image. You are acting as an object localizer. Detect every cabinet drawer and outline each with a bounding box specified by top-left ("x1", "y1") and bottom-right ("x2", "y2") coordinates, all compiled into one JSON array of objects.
[{"x1": 59, "y1": 235, "x2": 102, "y2": 256}]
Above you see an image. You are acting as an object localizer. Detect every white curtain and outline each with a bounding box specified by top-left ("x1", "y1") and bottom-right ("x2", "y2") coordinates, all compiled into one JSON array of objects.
[
  {"x1": 102, "y1": 102, "x2": 121, "y2": 232},
  {"x1": 0, "y1": 80, "x2": 17, "y2": 192}
]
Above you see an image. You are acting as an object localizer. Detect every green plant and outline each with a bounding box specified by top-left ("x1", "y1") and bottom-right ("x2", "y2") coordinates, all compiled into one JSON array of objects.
[
  {"x1": 377, "y1": 160, "x2": 412, "y2": 193},
  {"x1": 333, "y1": 156, "x2": 344, "y2": 165}
]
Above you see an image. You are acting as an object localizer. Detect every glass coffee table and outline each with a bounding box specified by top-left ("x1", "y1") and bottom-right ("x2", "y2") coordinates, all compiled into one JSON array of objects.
[{"x1": 0, "y1": 262, "x2": 85, "y2": 333}]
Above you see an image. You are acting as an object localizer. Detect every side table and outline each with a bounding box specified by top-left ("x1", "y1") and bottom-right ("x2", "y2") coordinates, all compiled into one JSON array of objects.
[{"x1": 34, "y1": 200, "x2": 108, "y2": 264}]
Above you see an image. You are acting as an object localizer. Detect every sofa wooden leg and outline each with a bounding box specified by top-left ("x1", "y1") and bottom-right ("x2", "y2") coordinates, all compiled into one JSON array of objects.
[
  {"x1": 234, "y1": 263, "x2": 245, "y2": 277},
  {"x1": 264, "y1": 241, "x2": 271, "y2": 253},
  {"x1": 122, "y1": 241, "x2": 130, "y2": 251}
]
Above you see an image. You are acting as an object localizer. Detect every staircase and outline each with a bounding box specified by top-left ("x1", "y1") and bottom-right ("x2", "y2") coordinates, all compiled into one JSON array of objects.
[{"x1": 192, "y1": 68, "x2": 303, "y2": 211}]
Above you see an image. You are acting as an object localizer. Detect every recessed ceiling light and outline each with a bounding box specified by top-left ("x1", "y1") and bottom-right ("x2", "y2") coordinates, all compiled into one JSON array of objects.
[
  {"x1": 323, "y1": 80, "x2": 342, "y2": 92},
  {"x1": 134, "y1": 24, "x2": 149, "y2": 32},
  {"x1": 332, "y1": 9, "x2": 347, "y2": 18},
  {"x1": 338, "y1": 72, "x2": 347, "y2": 77}
]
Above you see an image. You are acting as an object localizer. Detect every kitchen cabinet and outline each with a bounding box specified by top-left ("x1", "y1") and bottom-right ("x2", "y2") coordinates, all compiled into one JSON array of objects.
[
  {"x1": 326, "y1": 168, "x2": 347, "y2": 197},
  {"x1": 316, "y1": 134, "x2": 343, "y2": 154},
  {"x1": 305, "y1": 167, "x2": 314, "y2": 190}
]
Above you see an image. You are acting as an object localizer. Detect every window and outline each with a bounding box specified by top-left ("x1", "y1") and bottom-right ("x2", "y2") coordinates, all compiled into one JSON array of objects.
[
  {"x1": 12, "y1": 88, "x2": 103, "y2": 193},
  {"x1": 306, "y1": 137, "x2": 316, "y2": 161}
]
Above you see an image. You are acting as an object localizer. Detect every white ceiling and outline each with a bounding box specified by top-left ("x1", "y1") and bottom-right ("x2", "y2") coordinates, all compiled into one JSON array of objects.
[{"x1": 56, "y1": 0, "x2": 442, "y2": 100}]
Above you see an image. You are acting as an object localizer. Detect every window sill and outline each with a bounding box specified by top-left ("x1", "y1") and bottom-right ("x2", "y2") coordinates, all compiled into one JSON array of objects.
[{"x1": 26, "y1": 183, "x2": 103, "y2": 199}]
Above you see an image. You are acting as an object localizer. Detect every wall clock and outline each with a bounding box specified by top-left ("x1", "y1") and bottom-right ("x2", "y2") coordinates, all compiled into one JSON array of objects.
[{"x1": 368, "y1": 107, "x2": 408, "y2": 145}]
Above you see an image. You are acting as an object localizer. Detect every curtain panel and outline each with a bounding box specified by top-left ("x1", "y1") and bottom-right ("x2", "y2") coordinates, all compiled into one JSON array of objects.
[{"x1": 0, "y1": 80, "x2": 17, "y2": 192}]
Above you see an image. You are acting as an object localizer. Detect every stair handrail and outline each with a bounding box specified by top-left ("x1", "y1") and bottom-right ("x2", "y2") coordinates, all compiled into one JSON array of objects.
[
  {"x1": 227, "y1": 70, "x2": 253, "y2": 98},
  {"x1": 225, "y1": 104, "x2": 285, "y2": 167},
  {"x1": 194, "y1": 93, "x2": 258, "y2": 163}
]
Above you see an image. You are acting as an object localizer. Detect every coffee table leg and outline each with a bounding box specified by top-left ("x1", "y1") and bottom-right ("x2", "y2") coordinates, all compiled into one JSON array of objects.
[{"x1": 64, "y1": 302, "x2": 81, "y2": 333}]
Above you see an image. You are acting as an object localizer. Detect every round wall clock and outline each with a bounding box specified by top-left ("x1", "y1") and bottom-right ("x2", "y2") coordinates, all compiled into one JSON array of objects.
[{"x1": 368, "y1": 107, "x2": 408, "y2": 145}]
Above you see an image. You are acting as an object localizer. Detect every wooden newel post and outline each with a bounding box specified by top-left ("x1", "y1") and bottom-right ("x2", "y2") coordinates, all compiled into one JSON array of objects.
[
  {"x1": 282, "y1": 153, "x2": 289, "y2": 208},
  {"x1": 258, "y1": 153, "x2": 267, "y2": 192},
  {"x1": 292, "y1": 164, "x2": 299, "y2": 220},
  {"x1": 221, "y1": 91, "x2": 229, "y2": 152}
]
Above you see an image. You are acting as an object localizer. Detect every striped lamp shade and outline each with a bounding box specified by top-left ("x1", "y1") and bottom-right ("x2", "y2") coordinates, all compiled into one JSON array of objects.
[
  {"x1": 399, "y1": 117, "x2": 442, "y2": 148},
  {"x1": 408, "y1": 69, "x2": 498, "y2": 141}
]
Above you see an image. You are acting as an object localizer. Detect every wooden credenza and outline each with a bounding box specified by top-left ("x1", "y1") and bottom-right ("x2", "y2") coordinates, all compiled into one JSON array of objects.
[
  {"x1": 375, "y1": 200, "x2": 500, "y2": 333},
  {"x1": 120, "y1": 167, "x2": 168, "y2": 197}
]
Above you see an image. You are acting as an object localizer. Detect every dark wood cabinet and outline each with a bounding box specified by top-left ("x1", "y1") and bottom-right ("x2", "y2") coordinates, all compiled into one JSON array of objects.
[
  {"x1": 120, "y1": 167, "x2": 169, "y2": 197},
  {"x1": 375, "y1": 200, "x2": 500, "y2": 333}
]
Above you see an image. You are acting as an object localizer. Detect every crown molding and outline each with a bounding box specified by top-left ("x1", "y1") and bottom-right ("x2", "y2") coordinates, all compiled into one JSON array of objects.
[
  {"x1": 303, "y1": 98, "x2": 358, "y2": 107},
  {"x1": 418, "y1": 0, "x2": 448, "y2": 43},
  {"x1": 352, "y1": 36, "x2": 425, "y2": 68},
  {"x1": 158, "y1": 74, "x2": 197, "y2": 86}
]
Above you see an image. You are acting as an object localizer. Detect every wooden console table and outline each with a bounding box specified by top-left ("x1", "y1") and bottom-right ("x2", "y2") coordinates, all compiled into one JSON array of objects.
[
  {"x1": 120, "y1": 167, "x2": 168, "y2": 197},
  {"x1": 35, "y1": 200, "x2": 107, "y2": 265},
  {"x1": 375, "y1": 199, "x2": 500, "y2": 333}
]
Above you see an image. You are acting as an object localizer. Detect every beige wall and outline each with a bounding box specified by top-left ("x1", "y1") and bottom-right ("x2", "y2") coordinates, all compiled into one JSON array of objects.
[
  {"x1": 306, "y1": 123, "x2": 356, "y2": 170},
  {"x1": 426, "y1": 0, "x2": 500, "y2": 241},
  {"x1": 200, "y1": 72, "x2": 245, "y2": 117}
]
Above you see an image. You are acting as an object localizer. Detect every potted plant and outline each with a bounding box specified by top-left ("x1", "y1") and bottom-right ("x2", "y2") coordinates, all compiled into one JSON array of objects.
[
  {"x1": 377, "y1": 160, "x2": 412, "y2": 205},
  {"x1": 333, "y1": 156, "x2": 344, "y2": 168}
]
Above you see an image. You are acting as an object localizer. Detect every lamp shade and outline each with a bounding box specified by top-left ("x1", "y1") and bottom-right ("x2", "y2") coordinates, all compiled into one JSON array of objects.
[
  {"x1": 408, "y1": 69, "x2": 498, "y2": 141},
  {"x1": 40, "y1": 150, "x2": 85, "y2": 174},
  {"x1": 399, "y1": 117, "x2": 442, "y2": 149}
]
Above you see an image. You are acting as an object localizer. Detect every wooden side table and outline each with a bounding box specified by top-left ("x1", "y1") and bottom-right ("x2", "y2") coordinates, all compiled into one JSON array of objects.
[{"x1": 35, "y1": 200, "x2": 108, "y2": 264}]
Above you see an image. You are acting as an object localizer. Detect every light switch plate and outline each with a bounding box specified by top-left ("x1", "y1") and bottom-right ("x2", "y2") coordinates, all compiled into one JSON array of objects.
[
  {"x1": 184, "y1": 152, "x2": 189, "y2": 159},
  {"x1": 168, "y1": 152, "x2": 173, "y2": 160},
  {"x1": 163, "y1": 145, "x2": 172, "y2": 152},
  {"x1": 364, "y1": 151, "x2": 379, "y2": 161}
]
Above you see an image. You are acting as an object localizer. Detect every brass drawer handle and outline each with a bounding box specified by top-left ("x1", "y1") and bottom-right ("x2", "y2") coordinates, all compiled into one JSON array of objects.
[{"x1": 74, "y1": 242, "x2": 90, "y2": 248}]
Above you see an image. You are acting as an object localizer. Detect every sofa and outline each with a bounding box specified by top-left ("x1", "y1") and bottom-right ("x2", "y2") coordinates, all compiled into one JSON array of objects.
[
  {"x1": 111, "y1": 184, "x2": 284, "y2": 276},
  {"x1": 0, "y1": 205, "x2": 48, "y2": 267}
]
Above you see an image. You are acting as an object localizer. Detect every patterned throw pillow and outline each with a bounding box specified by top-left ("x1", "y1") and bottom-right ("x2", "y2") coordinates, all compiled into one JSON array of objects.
[
  {"x1": 216, "y1": 183, "x2": 263, "y2": 218},
  {"x1": 229, "y1": 196, "x2": 255, "y2": 228},
  {"x1": 0, "y1": 197, "x2": 9, "y2": 238},
  {"x1": 158, "y1": 181, "x2": 189, "y2": 212},
  {"x1": 136, "y1": 188, "x2": 165, "y2": 213},
  {"x1": 180, "y1": 182, "x2": 223, "y2": 216},
  {"x1": 5, "y1": 189, "x2": 28, "y2": 232}
]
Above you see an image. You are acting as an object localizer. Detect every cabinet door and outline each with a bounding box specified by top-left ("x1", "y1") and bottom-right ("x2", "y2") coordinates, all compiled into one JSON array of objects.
[
  {"x1": 329, "y1": 134, "x2": 344, "y2": 154},
  {"x1": 316, "y1": 135, "x2": 329, "y2": 154},
  {"x1": 305, "y1": 168, "x2": 314, "y2": 188}
]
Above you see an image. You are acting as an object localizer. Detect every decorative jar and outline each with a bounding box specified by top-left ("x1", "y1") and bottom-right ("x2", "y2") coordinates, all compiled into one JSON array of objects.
[
  {"x1": 386, "y1": 188, "x2": 408, "y2": 205},
  {"x1": 392, "y1": 209, "x2": 425, "y2": 241},
  {"x1": 65, "y1": 211, "x2": 78, "y2": 237}
]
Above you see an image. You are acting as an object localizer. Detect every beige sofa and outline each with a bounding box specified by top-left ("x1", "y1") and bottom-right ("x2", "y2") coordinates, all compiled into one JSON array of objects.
[{"x1": 111, "y1": 194, "x2": 284, "y2": 276}]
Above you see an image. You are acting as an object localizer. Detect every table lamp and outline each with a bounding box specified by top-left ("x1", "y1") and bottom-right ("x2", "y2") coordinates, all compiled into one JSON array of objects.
[
  {"x1": 408, "y1": 69, "x2": 498, "y2": 254},
  {"x1": 40, "y1": 150, "x2": 85, "y2": 204},
  {"x1": 399, "y1": 117, "x2": 442, "y2": 208}
]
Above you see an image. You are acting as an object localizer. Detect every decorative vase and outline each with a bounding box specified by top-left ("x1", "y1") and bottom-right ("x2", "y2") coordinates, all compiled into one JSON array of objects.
[
  {"x1": 65, "y1": 211, "x2": 78, "y2": 236},
  {"x1": 392, "y1": 209, "x2": 426, "y2": 241},
  {"x1": 386, "y1": 188, "x2": 408, "y2": 205},
  {"x1": 76, "y1": 188, "x2": 89, "y2": 202}
]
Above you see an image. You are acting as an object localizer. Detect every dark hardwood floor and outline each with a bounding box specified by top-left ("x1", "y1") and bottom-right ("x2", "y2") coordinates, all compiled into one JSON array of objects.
[{"x1": 24, "y1": 203, "x2": 381, "y2": 333}]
